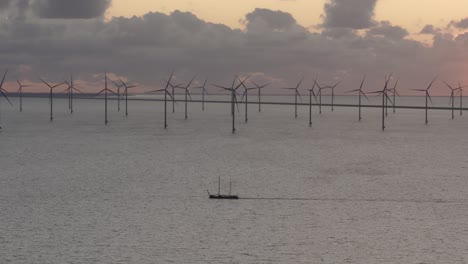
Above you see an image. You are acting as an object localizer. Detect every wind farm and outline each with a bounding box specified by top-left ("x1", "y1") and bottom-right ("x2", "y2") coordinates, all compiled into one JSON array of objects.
[
  {"x1": 2, "y1": 70, "x2": 468, "y2": 264},
  {"x1": 2, "y1": 1, "x2": 468, "y2": 263}
]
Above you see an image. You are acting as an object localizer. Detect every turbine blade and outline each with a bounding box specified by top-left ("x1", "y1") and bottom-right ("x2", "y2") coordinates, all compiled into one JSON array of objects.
[
  {"x1": 95, "y1": 89, "x2": 106, "y2": 96},
  {"x1": 251, "y1": 80, "x2": 260, "y2": 88},
  {"x1": 443, "y1": 81, "x2": 454, "y2": 91},
  {"x1": 346, "y1": 89, "x2": 361, "y2": 93},
  {"x1": 427, "y1": 93, "x2": 433, "y2": 105},
  {"x1": 51, "y1": 82, "x2": 65, "y2": 89},
  {"x1": 360, "y1": 75, "x2": 366, "y2": 90},
  {"x1": 186, "y1": 74, "x2": 197, "y2": 89},
  {"x1": 107, "y1": 89, "x2": 119, "y2": 96},
  {"x1": 187, "y1": 90, "x2": 193, "y2": 101},
  {"x1": 0, "y1": 89, "x2": 13, "y2": 107},
  {"x1": 362, "y1": 91, "x2": 371, "y2": 102},
  {"x1": 165, "y1": 71, "x2": 174, "y2": 89},
  {"x1": 212, "y1": 84, "x2": 229, "y2": 90},
  {"x1": 39, "y1": 78, "x2": 53, "y2": 89},
  {"x1": 166, "y1": 90, "x2": 175, "y2": 101},
  {"x1": 426, "y1": 76, "x2": 438, "y2": 91},
  {"x1": 296, "y1": 76, "x2": 304, "y2": 89},
  {"x1": 297, "y1": 90, "x2": 303, "y2": 102},
  {"x1": 146, "y1": 88, "x2": 165, "y2": 93},
  {"x1": 0, "y1": 70, "x2": 7, "y2": 90}
]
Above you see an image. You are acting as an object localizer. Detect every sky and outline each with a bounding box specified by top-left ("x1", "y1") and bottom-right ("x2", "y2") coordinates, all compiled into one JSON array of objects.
[{"x1": 0, "y1": 0, "x2": 467, "y2": 94}]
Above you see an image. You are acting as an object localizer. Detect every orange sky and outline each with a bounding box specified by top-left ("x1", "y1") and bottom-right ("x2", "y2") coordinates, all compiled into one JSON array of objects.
[{"x1": 107, "y1": 0, "x2": 468, "y2": 34}]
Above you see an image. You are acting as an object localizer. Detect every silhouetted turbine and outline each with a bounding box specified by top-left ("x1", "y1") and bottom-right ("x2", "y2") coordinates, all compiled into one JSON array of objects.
[
  {"x1": 323, "y1": 81, "x2": 341, "y2": 112},
  {"x1": 251, "y1": 81, "x2": 270, "y2": 113},
  {"x1": 308, "y1": 77, "x2": 318, "y2": 127},
  {"x1": 239, "y1": 79, "x2": 258, "y2": 123},
  {"x1": 369, "y1": 75, "x2": 393, "y2": 131},
  {"x1": 317, "y1": 84, "x2": 327, "y2": 114},
  {"x1": 282, "y1": 77, "x2": 304, "y2": 118},
  {"x1": 0, "y1": 70, "x2": 13, "y2": 129},
  {"x1": 146, "y1": 72, "x2": 176, "y2": 129},
  {"x1": 111, "y1": 80, "x2": 124, "y2": 112},
  {"x1": 213, "y1": 75, "x2": 249, "y2": 133},
  {"x1": 95, "y1": 73, "x2": 118, "y2": 125},
  {"x1": 346, "y1": 75, "x2": 369, "y2": 121},
  {"x1": 63, "y1": 74, "x2": 82, "y2": 114},
  {"x1": 40, "y1": 78, "x2": 65, "y2": 122},
  {"x1": 119, "y1": 79, "x2": 137, "y2": 117},
  {"x1": 388, "y1": 80, "x2": 400, "y2": 114},
  {"x1": 180, "y1": 75, "x2": 197, "y2": 120},
  {"x1": 455, "y1": 83, "x2": 467, "y2": 116},
  {"x1": 16, "y1": 80, "x2": 31, "y2": 112},
  {"x1": 411, "y1": 76, "x2": 437, "y2": 125},
  {"x1": 193, "y1": 79, "x2": 208, "y2": 111},
  {"x1": 444, "y1": 81, "x2": 458, "y2": 120}
]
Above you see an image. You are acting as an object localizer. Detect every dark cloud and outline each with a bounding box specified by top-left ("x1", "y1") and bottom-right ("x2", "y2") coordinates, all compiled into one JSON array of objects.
[
  {"x1": 367, "y1": 21, "x2": 408, "y2": 40},
  {"x1": 322, "y1": 0, "x2": 378, "y2": 29},
  {"x1": 420, "y1": 24, "x2": 437, "y2": 35},
  {"x1": 450, "y1": 18, "x2": 468, "y2": 29},
  {"x1": 0, "y1": 0, "x2": 111, "y2": 19},
  {"x1": 245, "y1": 8, "x2": 296, "y2": 32},
  {"x1": 31, "y1": 0, "x2": 111, "y2": 19},
  {"x1": 0, "y1": 7, "x2": 466, "y2": 94}
]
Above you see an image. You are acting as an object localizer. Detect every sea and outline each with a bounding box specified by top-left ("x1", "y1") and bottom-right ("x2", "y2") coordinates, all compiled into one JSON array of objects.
[{"x1": 1, "y1": 95, "x2": 467, "y2": 263}]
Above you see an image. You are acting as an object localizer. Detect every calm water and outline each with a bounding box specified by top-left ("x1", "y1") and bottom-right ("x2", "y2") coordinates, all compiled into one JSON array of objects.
[{"x1": 1, "y1": 97, "x2": 468, "y2": 263}]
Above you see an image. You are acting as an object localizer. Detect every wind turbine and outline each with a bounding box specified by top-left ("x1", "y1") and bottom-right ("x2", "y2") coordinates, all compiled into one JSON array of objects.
[
  {"x1": 282, "y1": 77, "x2": 304, "y2": 118},
  {"x1": 251, "y1": 81, "x2": 270, "y2": 112},
  {"x1": 411, "y1": 76, "x2": 437, "y2": 125},
  {"x1": 388, "y1": 80, "x2": 400, "y2": 114},
  {"x1": 317, "y1": 83, "x2": 328, "y2": 114},
  {"x1": 179, "y1": 75, "x2": 197, "y2": 120},
  {"x1": 119, "y1": 79, "x2": 137, "y2": 117},
  {"x1": 40, "y1": 78, "x2": 65, "y2": 122},
  {"x1": 324, "y1": 81, "x2": 341, "y2": 112},
  {"x1": 239, "y1": 80, "x2": 258, "y2": 123},
  {"x1": 0, "y1": 70, "x2": 13, "y2": 129},
  {"x1": 111, "y1": 80, "x2": 124, "y2": 112},
  {"x1": 95, "y1": 73, "x2": 118, "y2": 125},
  {"x1": 213, "y1": 75, "x2": 249, "y2": 133},
  {"x1": 16, "y1": 80, "x2": 31, "y2": 112},
  {"x1": 193, "y1": 79, "x2": 208, "y2": 111},
  {"x1": 444, "y1": 81, "x2": 458, "y2": 120},
  {"x1": 146, "y1": 72, "x2": 176, "y2": 129},
  {"x1": 308, "y1": 78, "x2": 318, "y2": 127},
  {"x1": 346, "y1": 75, "x2": 369, "y2": 121},
  {"x1": 455, "y1": 82, "x2": 467, "y2": 116},
  {"x1": 63, "y1": 74, "x2": 82, "y2": 114},
  {"x1": 368, "y1": 75, "x2": 393, "y2": 131}
]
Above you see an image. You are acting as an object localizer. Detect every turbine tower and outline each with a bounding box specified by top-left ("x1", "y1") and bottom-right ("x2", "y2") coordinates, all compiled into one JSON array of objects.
[
  {"x1": 346, "y1": 75, "x2": 369, "y2": 121},
  {"x1": 411, "y1": 76, "x2": 437, "y2": 125},
  {"x1": 282, "y1": 77, "x2": 304, "y2": 119},
  {"x1": 16, "y1": 80, "x2": 31, "y2": 112},
  {"x1": 95, "y1": 73, "x2": 118, "y2": 125},
  {"x1": 146, "y1": 72, "x2": 176, "y2": 129},
  {"x1": 40, "y1": 78, "x2": 65, "y2": 122},
  {"x1": 0, "y1": 70, "x2": 13, "y2": 129}
]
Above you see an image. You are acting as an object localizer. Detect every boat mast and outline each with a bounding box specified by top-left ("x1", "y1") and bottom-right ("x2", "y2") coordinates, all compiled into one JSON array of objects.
[
  {"x1": 218, "y1": 176, "x2": 221, "y2": 196},
  {"x1": 229, "y1": 180, "x2": 232, "y2": 196}
]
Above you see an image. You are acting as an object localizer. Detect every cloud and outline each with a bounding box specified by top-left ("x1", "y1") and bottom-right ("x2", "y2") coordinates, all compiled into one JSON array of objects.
[
  {"x1": 0, "y1": 0, "x2": 111, "y2": 19},
  {"x1": 367, "y1": 21, "x2": 408, "y2": 40},
  {"x1": 420, "y1": 24, "x2": 437, "y2": 35},
  {"x1": 450, "y1": 18, "x2": 468, "y2": 29},
  {"x1": 32, "y1": 0, "x2": 111, "y2": 19},
  {"x1": 321, "y1": 0, "x2": 378, "y2": 29},
  {"x1": 0, "y1": 7, "x2": 466, "y2": 95}
]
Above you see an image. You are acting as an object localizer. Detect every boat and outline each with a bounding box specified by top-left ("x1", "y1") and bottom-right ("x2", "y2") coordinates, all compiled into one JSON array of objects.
[{"x1": 208, "y1": 176, "x2": 239, "y2": 199}]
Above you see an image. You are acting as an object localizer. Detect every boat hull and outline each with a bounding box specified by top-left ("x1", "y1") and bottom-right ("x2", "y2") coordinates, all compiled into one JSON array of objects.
[{"x1": 209, "y1": 195, "x2": 239, "y2": 199}]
